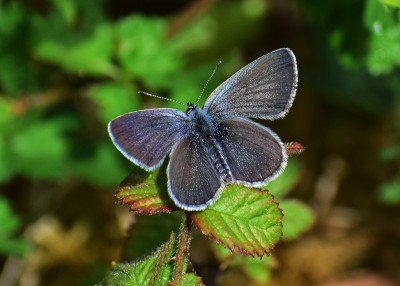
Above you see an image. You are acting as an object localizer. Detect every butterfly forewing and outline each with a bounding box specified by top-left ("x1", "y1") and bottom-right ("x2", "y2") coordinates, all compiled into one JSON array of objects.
[
  {"x1": 167, "y1": 137, "x2": 223, "y2": 211},
  {"x1": 108, "y1": 109, "x2": 188, "y2": 171},
  {"x1": 204, "y1": 48, "x2": 297, "y2": 121},
  {"x1": 216, "y1": 118, "x2": 287, "y2": 185}
]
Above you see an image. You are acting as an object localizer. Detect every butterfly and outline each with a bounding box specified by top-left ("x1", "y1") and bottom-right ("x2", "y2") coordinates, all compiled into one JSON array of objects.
[{"x1": 108, "y1": 48, "x2": 298, "y2": 211}]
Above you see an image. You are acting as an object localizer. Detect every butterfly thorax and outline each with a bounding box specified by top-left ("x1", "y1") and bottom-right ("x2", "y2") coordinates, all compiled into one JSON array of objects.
[
  {"x1": 186, "y1": 104, "x2": 233, "y2": 183},
  {"x1": 186, "y1": 105, "x2": 215, "y2": 138}
]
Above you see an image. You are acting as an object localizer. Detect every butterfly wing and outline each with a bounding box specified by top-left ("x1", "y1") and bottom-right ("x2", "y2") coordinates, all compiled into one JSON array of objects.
[
  {"x1": 204, "y1": 48, "x2": 297, "y2": 120},
  {"x1": 108, "y1": 108, "x2": 188, "y2": 171},
  {"x1": 167, "y1": 137, "x2": 223, "y2": 211},
  {"x1": 215, "y1": 117, "x2": 287, "y2": 185}
]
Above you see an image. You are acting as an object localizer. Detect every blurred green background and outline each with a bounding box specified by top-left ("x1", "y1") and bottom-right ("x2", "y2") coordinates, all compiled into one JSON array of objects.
[{"x1": 1, "y1": 0, "x2": 400, "y2": 285}]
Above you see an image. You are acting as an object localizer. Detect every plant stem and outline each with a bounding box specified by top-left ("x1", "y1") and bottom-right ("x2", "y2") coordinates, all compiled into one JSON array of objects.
[{"x1": 170, "y1": 212, "x2": 193, "y2": 285}]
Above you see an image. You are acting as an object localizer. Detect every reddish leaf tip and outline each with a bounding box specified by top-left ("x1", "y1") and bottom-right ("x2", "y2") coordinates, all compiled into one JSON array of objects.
[{"x1": 285, "y1": 141, "x2": 305, "y2": 156}]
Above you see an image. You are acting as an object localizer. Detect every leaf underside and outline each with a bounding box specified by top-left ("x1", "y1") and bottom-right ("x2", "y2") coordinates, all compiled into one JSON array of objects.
[{"x1": 115, "y1": 170, "x2": 178, "y2": 214}]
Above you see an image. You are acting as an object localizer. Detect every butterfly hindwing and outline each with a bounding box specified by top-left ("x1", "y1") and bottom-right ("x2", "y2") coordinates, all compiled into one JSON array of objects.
[
  {"x1": 167, "y1": 137, "x2": 223, "y2": 211},
  {"x1": 215, "y1": 117, "x2": 287, "y2": 185}
]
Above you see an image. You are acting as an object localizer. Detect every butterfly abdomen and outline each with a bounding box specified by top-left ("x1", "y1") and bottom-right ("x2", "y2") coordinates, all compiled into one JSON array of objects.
[{"x1": 188, "y1": 107, "x2": 233, "y2": 183}]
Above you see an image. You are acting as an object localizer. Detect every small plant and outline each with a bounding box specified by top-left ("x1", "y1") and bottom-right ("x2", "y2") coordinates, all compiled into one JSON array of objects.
[{"x1": 99, "y1": 143, "x2": 311, "y2": 285}]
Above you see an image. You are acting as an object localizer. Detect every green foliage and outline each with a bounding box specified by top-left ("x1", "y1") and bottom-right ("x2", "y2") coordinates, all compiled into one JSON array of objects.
[
  {"x1": 10, "y1": 117, "x2": 72, "y2": 180},
  {"x1": 89, "y1": 83, "x2": 140, "y2": 124},
  {"x1": 100, "y1": 228, "x2": 204, "y2": 286},
  {"x1": 280, "y1": 200, "x2": 315, "y2": 240},
  {"x1": 214, "y1": 244, "x2": 274, "y2": 284},
  {"x1": 266, "y1": 159, "x2": 301, "y2": 198},
  {"x1": 381, "y1": 0, "x2": 400, "y2": 7},
  {"x1": 192, "y1": 187, "x2": 282, "y2": 257},
  {"x1": 364, "y1": 0, "x2": 400, "y2": 75},
  {"x1": 266, "y1": 160, "x2": 315, "y2": 240},
  {"x1": 115, "y1": 170, "x2": 177, "y2": 214},
  {"x1": 203, "y1": 159, "x2": 312, "y2": 284},
  {"x1": 378, "y1": 179, "x2": 400, "y2": 204},
  {"x1": 0, "y1": 1, "x2": 187, "y2": 186},
  {"x1": 115, "y1": 16, "x2": 182, "y2": 86},
  {"x1": 36, "y1": 23, "x2": 116, "y2": 76},
  {"x1": 0, "y1": 197, "x2": 31, "y2": 256}
]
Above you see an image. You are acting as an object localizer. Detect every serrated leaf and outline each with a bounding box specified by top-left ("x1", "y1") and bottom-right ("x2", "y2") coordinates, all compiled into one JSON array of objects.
[
  {"x1": 280, "y1": 200, "x2": 315, "y2": 240},
  {"x1": 191, "y1": 186, "x2": 282, "y2": 257},
  {"x1": 115, "y1": 170, "x2": 177, "y2": 214},
  {"x1": 101, "y1": 231, "x2": 204, "y2": 286},
  {"x1": 102, "y1": 233, "x2": 176, "y2": 286}
]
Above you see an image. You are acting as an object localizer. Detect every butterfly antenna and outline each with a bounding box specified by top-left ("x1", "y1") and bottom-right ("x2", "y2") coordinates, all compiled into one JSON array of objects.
[
  {"x1": 195, "y1": 60, "x2": 222, "y2": 105},
  {"x1": 138, "y1": 91, "x2": 186, "y2": 107}
]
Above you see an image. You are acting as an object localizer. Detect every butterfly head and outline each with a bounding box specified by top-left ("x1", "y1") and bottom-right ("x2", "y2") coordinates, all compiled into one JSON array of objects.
[{"x1": 186, "y1": 102, "x2": 197, "y2": 114}]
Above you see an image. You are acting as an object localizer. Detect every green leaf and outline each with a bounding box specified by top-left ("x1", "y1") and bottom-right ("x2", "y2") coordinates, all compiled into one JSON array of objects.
[
  {"x1": 264, "y1": 159, "x2": 301, "y2": 198},
  {"x1": 242, "y1": 256, "x2": 272, "y2": 284},
  {"x1": 102, "y1": 233, "x2": 177, "y2": 286},
  {"x1": 115, "y1": 15, "x2": 181, "y2": 85},
  {"x1": 0, "y1": 2, "x2": 40, "y2": 95},
  {"x1": 182, "y1": 273, "x2": 204, "y2": 286},
  {"x1": 65, "y1": 23, "x2": 115, "y2": 76},
  {"x1": 0, "y1": 197, "x2": 20, "y2": 237},
  {"x1": 366, "y1": 25, "x2": 400, "y2": 75},
  {"x1": 213, "y1": 243, "x2": 273, "y2": 284},
  {"x1": 89, "y1": 83, "x2": 141, "y2": 124},
  {"x1": 0, "y1": 196, "x2": 31, "y2": 256},
  {"x1": 73, "y1": 143, "x2": 128, "y2": 187},
  {"x1": 0, "y1": 100, "x2": 16, "y2": 181},
  {"x1": 115, "y1": 170, "x2": 178, "y2": 214},
  {"x1": 381, "y1": 0, "x2": 400, "y2": 8},
  {"x1": 35, "y1": 23, "x2": 115, "y2": 76},
  {"x1": 101, "y1": 232, "x2": 204, "y2": 286},
  {"x1": 191, "y1": 186, "x2": 283, "y2": 257},
  {"x1": 50, "y1": 0, "x2": 77, "y2": 25},
  {"x1": 280, "y1": 200, "x2": 315, "y2": 240},
  {"x1": 378, "y1": 179, "x2": 400, "y2": 204},
  {"x1": 10, "y1": 117, "x2": 72, "y2": 180},
  {"x1": 364, "y1": 0, "x2": 400, "y2": 75}
]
